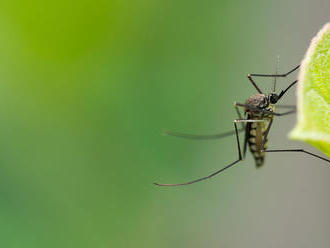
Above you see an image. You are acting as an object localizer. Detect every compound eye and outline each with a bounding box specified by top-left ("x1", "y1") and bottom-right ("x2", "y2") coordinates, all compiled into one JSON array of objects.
[{"x1": 270, "y1": 94, "x2": 279, "y2": 104}]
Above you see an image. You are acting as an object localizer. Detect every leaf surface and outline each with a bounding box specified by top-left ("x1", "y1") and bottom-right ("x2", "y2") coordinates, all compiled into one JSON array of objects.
[{"x1": 290, "y1": 23, "x2": 330, "y2": 156}]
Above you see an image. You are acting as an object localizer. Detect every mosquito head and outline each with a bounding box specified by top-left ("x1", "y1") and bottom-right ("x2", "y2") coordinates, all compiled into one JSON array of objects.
[{"x1": 268, "y1": 93, "x2": 279, "y2": 104}]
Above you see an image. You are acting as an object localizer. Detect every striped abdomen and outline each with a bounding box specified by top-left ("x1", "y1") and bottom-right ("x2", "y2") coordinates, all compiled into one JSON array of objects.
[{"x1": 247, "y1": 121, "x2": 267, "y2": 167}]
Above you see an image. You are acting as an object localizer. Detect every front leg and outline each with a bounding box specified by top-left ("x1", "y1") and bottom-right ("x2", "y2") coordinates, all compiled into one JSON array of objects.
[{"x1": 249, "y1": 65, "x2": 300, "y2": 78}]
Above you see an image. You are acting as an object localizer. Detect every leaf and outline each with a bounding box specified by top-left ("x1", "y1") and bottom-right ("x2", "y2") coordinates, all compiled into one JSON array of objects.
[{"x1": 290, "y1": 23, "x2": 330, "y2": 157}]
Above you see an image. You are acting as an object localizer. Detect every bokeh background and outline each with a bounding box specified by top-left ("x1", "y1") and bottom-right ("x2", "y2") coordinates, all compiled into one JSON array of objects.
[{"x1": 0, "y1": 0, "x2": 329, "y2": 247}]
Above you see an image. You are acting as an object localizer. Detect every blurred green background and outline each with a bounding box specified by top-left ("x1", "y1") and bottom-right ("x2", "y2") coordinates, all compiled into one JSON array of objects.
[{"x1": 0, "y1": 0, "x2": 329, "y2": 247}]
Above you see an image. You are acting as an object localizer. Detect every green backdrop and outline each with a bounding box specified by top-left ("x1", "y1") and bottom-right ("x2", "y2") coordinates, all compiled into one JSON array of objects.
[{"x1": 0, "y1": 0, "x2": 329, "y2": 247}]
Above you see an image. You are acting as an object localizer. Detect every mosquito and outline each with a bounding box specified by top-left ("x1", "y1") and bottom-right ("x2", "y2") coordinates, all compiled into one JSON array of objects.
[{"x1": 154, "y1": 62, "x2": 330, "y2": 187}]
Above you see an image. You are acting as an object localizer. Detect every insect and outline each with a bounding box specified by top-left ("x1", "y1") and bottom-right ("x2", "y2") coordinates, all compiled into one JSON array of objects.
[{"x1": 154, "y1": 62, "x2": 330, "y2": 187}]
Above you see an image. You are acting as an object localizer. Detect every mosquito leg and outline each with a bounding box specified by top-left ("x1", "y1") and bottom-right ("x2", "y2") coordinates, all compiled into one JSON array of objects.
[
  {"x1": 235, "y1": 104, "x2": 249, "y2": 159},
  {"x1": 234, "y1": 105, "x2": 249, "y2": 159},
  {"x1": 234, "y1": 104, "x2": 243, "y2": 120},
  {"x1": 278, "y1": 80, "x2": 298, "y2": 100},
  {"x1": 262, "y1": 149, "x2": 330, "y2": 163},
  {"x1": 247, "y1": 74, "x2": 263, "y2": 94},
  {"x1": 234, "y1": 103, "x2": 253, "y2": 159},
  {"x1": 249, "y1": 65, "x2": 300, "y2": 78},
  {"x1": 234, "y1": 101, "x2": 245, "y2": 129},
  {"x1": 154, "y1": 121, "x2": 245, "y2": 186},
  {"x1": 256, "y1": 108, "x2": 295, "y2": 117},
  {"x1": 162, "y1": 102, "x2": 247, "y2": 141},
  {"x1": 247, "y1": 65, "x2": 300, "y2": 94},
  {"x1": 275, "y1": 105, "x2": 296, "y2": 109},
  {"x1": 272, "y1": 110, "x2": 296, "y2": 116},
  {"x1": 234, "y1": 119, "x2": 264, "y2": 123},
  {"x1": 163, "y1": 128, "x2": 244, "y2": 140}
]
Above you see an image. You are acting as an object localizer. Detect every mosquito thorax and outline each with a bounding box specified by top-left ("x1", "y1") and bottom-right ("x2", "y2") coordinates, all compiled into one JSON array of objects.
[{"x1": 245, "y1": 94, "x2": 269, "y2": 109}]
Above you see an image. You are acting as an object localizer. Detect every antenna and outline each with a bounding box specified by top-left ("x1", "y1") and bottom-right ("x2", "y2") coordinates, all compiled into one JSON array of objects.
[{"x1": 273, "y1": 55, "x2": 280, "y2": 92}]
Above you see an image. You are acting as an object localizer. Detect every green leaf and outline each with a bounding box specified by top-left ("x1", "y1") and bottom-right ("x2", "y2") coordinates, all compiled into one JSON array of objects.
[{"x1": 290, "y1": 23, "x2": 330, "y2": 157}]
